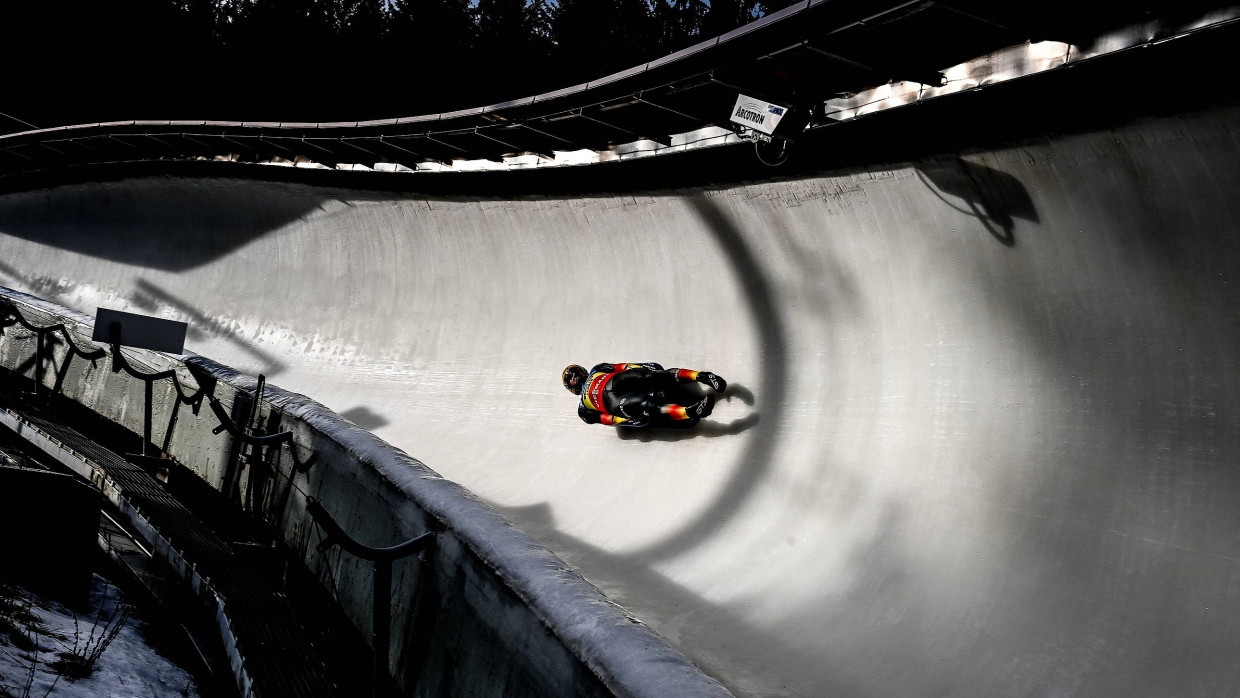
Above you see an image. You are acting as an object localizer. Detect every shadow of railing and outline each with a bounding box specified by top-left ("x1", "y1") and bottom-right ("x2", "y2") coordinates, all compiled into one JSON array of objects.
[
  {"x1": 915, "y1": 157, "x2": 1039, "y2": 246},
  {"x1": 0, "y1": 297, "x2": 316, "y2": 500},
  {"x1": 132, "y1": 278, "x2": 286, "y2": 377}
]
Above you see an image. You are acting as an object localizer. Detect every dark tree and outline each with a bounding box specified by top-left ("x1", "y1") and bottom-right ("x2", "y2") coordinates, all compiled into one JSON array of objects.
[
  {"x1": 385, "y1": 0, "x2": 479, "y2": 110},
  {"x1": 755, "y1": 0, "x2": 804, "y2": 16},
  {"x1": 340, "y1": 0, "x2": 387, "y2": 48},
  {"x1": 476, "y1": 0, "x2": 530, "y2": 47},
  {"x1": 702, "y1": 0, "x2": 761, "y2": 37},
  {"x1": 0, "y1": 0, "x2": 812, "y2": 130},
  {"x1": 651, "y1": 0, "x2": 709, "y2": 53},
  {"x1": 527, "y1": 0, "x2": 556, "y2": 47},
  {"x1": 551, "y1": 0, "x2": 659, "y2": 83},
  {"x1": 386, "y1": 0, "x2": 478, "y2": 57},
  {"x1": 475, "y1": 0, "x2": 559, "y2": 100},
  {"x1": 1, "y1": 0, "x2": 223, "y2": 126}
]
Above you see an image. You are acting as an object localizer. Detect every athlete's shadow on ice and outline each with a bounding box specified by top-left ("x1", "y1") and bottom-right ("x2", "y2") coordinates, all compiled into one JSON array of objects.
[{"x1": 615, "y1": 384, "x2": 759, "y2": 442}]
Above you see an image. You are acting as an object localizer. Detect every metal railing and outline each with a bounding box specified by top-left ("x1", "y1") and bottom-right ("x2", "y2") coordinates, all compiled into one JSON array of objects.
[
  {"x1": 0, "y1": 295, "x2": 441, "y2": 695},
  {"x1": 0, "y1": 298, "x2": 316, "y2": 512}
]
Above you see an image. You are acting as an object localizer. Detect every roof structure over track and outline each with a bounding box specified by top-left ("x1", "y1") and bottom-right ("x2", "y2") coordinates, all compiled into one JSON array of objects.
[{"x1": 3, "y1": 1, "x2": 1239, "y2": 179}]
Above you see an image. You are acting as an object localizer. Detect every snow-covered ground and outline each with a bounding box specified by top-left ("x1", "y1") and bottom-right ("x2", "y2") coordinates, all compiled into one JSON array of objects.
[{"x1": 0, "y1": 575, "x2": 200, "y2": 698}]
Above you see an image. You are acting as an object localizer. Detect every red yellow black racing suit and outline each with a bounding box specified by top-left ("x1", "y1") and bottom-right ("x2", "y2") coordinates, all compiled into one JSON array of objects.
[{"x1": 578, "y1": 362, "x2": 709, "y2": 428}]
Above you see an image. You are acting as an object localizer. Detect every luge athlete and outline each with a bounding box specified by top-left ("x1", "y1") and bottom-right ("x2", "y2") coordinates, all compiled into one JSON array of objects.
[{"x1": 562, "y1": 362, "x2": 726, "y2": 428}]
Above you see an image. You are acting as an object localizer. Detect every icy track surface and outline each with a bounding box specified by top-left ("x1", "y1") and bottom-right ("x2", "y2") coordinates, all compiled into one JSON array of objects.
[{"x1": 2, "y1": 107, "x2": 1239, "y2": 697}]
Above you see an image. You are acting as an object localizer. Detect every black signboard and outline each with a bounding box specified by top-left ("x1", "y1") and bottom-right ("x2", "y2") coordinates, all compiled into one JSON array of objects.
[{"x1": 91, "y1": 308, "x2": 187, "y2": 354}]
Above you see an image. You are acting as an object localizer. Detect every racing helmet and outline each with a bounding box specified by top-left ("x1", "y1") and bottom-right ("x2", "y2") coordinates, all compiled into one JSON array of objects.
[{"x1": 562, "y1": 364, "x2": 587, "y2": 394}]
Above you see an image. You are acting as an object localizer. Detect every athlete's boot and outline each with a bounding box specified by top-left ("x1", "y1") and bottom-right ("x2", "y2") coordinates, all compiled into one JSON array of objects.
[
  {"x1": 690, "y1": 394, "x2": 715, "y2": 419},
  {"x1": 698, "y1": 372, "x2": 727, "y2": 393}
]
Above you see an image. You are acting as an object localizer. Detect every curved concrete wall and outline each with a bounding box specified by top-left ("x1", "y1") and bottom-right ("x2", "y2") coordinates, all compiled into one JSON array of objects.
[
  {"x1": 0, "y1": 290, "x2": 731, "y2": 697},
  {"x1": 2, "y1": 103, "x2": 1239, "y2": 696}
]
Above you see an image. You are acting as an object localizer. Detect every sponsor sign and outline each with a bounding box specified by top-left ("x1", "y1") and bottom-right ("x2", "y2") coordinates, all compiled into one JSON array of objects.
[
  {"x1": 729, "y1": 94, "x2": 789, "y2": 136},
  {"x1": 92, "y1": 308, "x2": 188, "y2": 354}
]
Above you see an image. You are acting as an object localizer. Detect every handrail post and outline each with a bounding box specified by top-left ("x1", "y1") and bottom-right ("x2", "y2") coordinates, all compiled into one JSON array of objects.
[
  {"x1": 307, "y1": 497, "x2": 434, "y2": 698},
  {"x1": 373, "y1": 558, "x2": 393, "y2": 695},
  {"x1": 143, "y1": 377, "x2": 154, "y2": 457},
  {"x1": 108, "y1": 323, "x2": 156, "y2": 458},
  {"x1": 33, "y1": 329, "x2": 43, "y2": 395}
]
